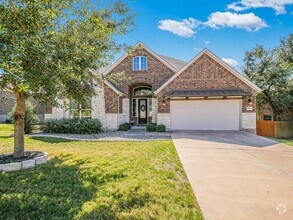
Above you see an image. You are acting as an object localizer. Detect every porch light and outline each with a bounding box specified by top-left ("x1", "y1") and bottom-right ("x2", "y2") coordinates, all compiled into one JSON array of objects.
[
  {"x1": 248, "y1": 97, "x2": 253, "y2": 105},
  {"x1": 162, "y1": 99, "x2": 166, "y2": 106}
]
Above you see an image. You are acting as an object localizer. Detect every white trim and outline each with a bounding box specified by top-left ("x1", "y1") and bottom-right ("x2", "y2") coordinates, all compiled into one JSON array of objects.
[
  {"x1": 102, "y1": 42, "x2": 177, "y2": 77},
  {"x1": 132, "y1": 56, "x2": 148, "y2": 71},
  {"x1": 154, "y1": 48, "x2": 262, "y2": 95},
  {"x1": 133, "y1": 85, "x2": 152, "y2": 96},
  {"x1": 104, "y1": 79, "x2": 124, "y2": 96}
]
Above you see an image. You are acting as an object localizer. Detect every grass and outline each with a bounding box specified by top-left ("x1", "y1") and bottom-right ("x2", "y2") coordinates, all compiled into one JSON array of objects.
[
  {"x1": 0, "y1": 124, "x2": 202, "y2": 220},
  {"x1": 272, "y1": 138, "x2": 293, "y2": 146}
]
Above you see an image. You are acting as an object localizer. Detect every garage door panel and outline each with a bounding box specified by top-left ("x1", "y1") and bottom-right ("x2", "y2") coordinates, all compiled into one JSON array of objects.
[{"x1": 170, "y1": 100, "x2": 240, "y2": 130}]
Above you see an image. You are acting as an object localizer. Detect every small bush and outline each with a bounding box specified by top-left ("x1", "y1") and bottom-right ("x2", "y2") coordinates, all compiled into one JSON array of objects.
[
  {"x1": 5, "y1": 119, "x2": 12, "y2": 124},
  {"x1": 119, "y1": 122, "x2": 131, "y2": 131},
  {"x1": 43, "y1": 118, "x2": 102, "y2": 134},
  {"x1": 9, "y1": 101, "x2": 40, "y2": 134},
  {"x1": 156, "y1": 124, "x2": 166, "y2": 132},
  {"x1": 146, "y1": 123, "x2": 156, "y2": 132}
]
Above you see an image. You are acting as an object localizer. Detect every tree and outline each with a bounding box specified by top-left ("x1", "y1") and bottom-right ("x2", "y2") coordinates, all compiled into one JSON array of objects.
[
  {"x1": 0, "y1": 0, "x2": 134, "y2": 158},
  {"x1": 10, "y1": 100, "x2": 40, "y2": 134},
  {"x1": 243, "y1": 34, "x2": 293, "y2": 121}
]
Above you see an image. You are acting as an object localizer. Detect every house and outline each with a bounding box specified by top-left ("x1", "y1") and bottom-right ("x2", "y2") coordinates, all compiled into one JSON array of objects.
[
  {"x1": 1, "y1": 42, "x2": 261, "y2": 132},
  {"x1": 258, "y1": 103, "x2": 293, "y2": 121},
  {"x1": 0, "y1": 91, "x2": 51, "y2": 122}
]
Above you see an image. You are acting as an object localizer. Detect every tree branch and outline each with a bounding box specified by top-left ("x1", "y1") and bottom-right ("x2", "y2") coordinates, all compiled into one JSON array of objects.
[{"x1": 9, "y1": 0, "x2": 27, "y2": 33}]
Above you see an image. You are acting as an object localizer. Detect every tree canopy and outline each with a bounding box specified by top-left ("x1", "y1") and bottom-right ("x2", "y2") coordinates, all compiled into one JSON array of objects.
[
  {"x1": 0, "y1": 0, "x2": 135, "y2": 158},
  {"x1": 243, "y1": 34, "x2": 293, "y2": 121},
  {"x1": 0, "y1": 0, "x2": 134, "y2": 105}
]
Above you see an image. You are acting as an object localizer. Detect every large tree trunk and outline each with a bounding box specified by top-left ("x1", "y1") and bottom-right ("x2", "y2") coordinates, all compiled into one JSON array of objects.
[{"x1": 13, "y1": 92, "x2": 25, "y2": 159}]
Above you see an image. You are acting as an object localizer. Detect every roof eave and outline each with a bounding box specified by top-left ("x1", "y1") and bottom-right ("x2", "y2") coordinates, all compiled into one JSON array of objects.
[
  {"x1": 104, "y1": 79, "x2": 125, "y2": 96},
  {"x1": 102, "y1": 42, "x2": 178, "y2": 77},
  {"x1": 154, "y1": 48, "x2": 262, "y2": 95}
]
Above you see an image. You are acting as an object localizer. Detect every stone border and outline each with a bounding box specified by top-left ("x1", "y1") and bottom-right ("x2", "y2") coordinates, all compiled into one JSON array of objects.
[{"x1": 0, "y1": 151, "x2": 48, "y2": 172}]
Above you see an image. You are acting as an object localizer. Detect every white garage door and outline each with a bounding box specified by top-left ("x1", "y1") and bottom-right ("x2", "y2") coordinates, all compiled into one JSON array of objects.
[{"x1": 170, "y1": 100, "x2": 241, "y2": 130}]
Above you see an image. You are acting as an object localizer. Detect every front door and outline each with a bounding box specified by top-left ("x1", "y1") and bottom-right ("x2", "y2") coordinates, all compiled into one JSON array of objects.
[{"x1": 138, "y1": 99, "x2": 148, "y2": 124}]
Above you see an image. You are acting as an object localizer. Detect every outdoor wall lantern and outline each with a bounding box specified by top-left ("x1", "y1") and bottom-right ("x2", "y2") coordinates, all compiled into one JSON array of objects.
[
  {"x1": 248, "y1": 97, "x2": 253, "y2": 105},
  {"x1": 162, "y1": 99, "x2": 166, "y2": 106}
]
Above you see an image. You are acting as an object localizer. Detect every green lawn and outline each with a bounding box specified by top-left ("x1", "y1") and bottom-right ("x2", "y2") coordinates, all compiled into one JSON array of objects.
[
  {"x1": 273, "y1": 138, "x2": 293, "y2": 146},
  {"x1": 0, "y1": 124, "x2": 202, "y2": 220}
]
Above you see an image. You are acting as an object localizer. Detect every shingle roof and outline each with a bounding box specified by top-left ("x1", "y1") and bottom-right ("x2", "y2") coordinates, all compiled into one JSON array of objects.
[
  {"x1": 104, "y1": 80, "x2": 125, "y2": 95},
  {"x1": 165, "y1": 88, "x2": 252, "y2": 98},
  {"x1": 158, "y1": 55, "x2": 187, "y2": 71}
]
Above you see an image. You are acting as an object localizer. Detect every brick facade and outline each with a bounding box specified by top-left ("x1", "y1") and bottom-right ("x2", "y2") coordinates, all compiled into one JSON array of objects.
[
  {"x1": 0, "y1": 91, "x2": 52, "y2": 122},
  {"x1": 104, "y1": 48, "x2": 176, "y2": 114},
  {"x1": 104, "y1": 85, "x2": 120, "y2": 114},
  {"x1": 156, "y1": 53, "x2": 258, "y2": 113}
]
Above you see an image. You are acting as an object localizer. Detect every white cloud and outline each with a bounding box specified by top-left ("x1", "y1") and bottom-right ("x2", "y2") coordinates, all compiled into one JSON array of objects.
[
  {"x1": 205, "y1": 12, "x2": 268, "y2": 31},
  {"x1": 204, "y1": 40, "x2": 211, "y2": 45},
  {"x1": 227, "y1": 0, "x2": 293, "y2": 15},
  {"x1": 193, "y1": 47, "x2": 202, "y2": 51},
  {"x1": 222, "y1": 58, "x2": 239, "y2": 68},
  {"x1": 158, "y1": 18, "x2": 200, "y2": 38}
]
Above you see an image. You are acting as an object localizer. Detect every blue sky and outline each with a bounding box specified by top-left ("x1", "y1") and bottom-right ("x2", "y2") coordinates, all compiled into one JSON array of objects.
[{"x1": 114, "y1": 0, "x2": 293, "y2": 71}]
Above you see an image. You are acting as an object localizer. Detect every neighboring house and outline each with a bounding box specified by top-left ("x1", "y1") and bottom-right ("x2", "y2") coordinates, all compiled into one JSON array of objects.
[
  {"x1": 258, "y1": 103, "x2": 293, "y2": 121},
  {"x1": 0, "y1": 91, "x2": 51, "y2": 122},
  {"x1": 1, "y1": 42, "x2": 262, "y2": 132}
]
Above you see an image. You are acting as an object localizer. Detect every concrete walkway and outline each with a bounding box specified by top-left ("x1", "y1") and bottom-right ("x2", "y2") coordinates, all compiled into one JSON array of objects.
[{"x1": 172, "y1": 131, "x2": 293, "y2": 220}]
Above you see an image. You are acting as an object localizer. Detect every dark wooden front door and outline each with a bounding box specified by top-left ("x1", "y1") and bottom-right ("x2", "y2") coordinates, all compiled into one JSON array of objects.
[{"x1": 138, "y1": 99, "x2": 147, "y2": 124}]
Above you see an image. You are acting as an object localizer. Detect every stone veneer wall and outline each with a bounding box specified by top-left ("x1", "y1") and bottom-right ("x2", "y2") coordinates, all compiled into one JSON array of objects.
[
  {"x1": 105, "y1": 114, "x2": 118, "y2": 130},
  {"x1": 92, "y1": 87, "x2": 106, "y2": 128},
  {"x1": 157, "y1": 113, "x2": 171, "y2": 130},
  {"x1": 117, "y1": 98, "x2": 130, "y2": 126},
  {"x1": 44, "y1": 106, "x2": 65, "y2": 120},
  {"x1": 242, "y1": 112, "x2": 257, "y2": 131}
]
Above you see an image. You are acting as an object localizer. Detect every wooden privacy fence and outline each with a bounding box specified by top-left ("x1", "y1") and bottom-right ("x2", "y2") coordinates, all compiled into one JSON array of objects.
[{"x1": 256, "y1": 120, "x2": 293, "y2": 138}]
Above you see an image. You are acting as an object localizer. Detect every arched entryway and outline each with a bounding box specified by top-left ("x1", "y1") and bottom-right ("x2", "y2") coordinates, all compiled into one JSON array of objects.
[{"x1": 129, "y1": 84, "x2": 153, "y2": 125}]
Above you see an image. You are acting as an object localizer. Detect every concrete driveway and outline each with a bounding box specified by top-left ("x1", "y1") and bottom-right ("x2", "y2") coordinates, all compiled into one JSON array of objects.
[{"x1": 172, "y1": 131, "x2": 293, "y2": 220}]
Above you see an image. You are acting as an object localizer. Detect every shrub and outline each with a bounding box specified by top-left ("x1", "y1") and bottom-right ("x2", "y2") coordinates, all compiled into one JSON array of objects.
[
  {"x1": 43, "y1": 118, "x2": 102, "y2": 134},
  {"x1": 5, "y1": 119, "x2": 12, "y2": 124},
  {"x1": 156, "y1": 124, "x2": 166, "y2": 132},
  {"x1": 146, "y1": 123, "x2": 156, "y2": 132},
  {"x1": 9, "y1": 101, "x2": 40, "y2": 134},
  {"x1": 119, "y1": 122, "x2": 131, "y2": 131}
]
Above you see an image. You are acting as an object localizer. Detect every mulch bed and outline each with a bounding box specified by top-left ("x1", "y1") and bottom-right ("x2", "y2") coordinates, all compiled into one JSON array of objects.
[{"x1": 0, "y1": 151, "x2": 44, "y2": 164}]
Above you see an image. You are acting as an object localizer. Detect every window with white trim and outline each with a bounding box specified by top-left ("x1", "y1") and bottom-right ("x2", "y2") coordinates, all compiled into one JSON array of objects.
[
  {"x1": 69, "y1": 99, "x2": 92, "y2": 119},
  {"x1": 133, "y1": 56, "x2": 147, "y2": 70},
  {"x1": 133, "y1": 86, "x2": 152, "y2": 96}
]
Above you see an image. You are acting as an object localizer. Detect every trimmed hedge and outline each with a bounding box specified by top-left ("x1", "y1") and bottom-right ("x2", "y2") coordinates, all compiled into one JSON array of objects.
[
  {"x1": 43, "y1": 118, "x2": 102, "y2": 134},
  {"x1": 146, "y1": 123, "x2": 166, "y2": 132},
  {"x1": 156, "y1": 124, "x2": 166, "y2": 132},
  {"x1": 146, "y1": 123, "x2": 156, "y2": 132},
  {"x1": 118, "y1": 123, "x2": 131, "y2": 131}
]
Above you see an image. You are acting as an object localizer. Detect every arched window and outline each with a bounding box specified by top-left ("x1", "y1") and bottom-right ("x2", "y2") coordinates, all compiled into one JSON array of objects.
[
  {"x1": 133, "y1": 86, "x2": 152, "y2": 96},
  {"x1": 133, "y1": 56, "x2": 147, "y2": 70}
]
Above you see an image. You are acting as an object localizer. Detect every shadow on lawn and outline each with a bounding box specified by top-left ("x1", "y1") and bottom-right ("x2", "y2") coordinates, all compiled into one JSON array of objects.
[
  {"x1": 0, "y1": 154, "x2": 126, "y2": 219},
  {"x1": 30, "y1": 136, "x2": 78, "y2": 143}
]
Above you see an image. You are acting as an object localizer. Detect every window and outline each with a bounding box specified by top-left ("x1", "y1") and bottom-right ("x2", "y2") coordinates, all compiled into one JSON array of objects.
[
  {"x1": 263, "y1": 115, "x2": 272, "y2": 121},
  {"x1": 133, "y1": 87, "x2": 152, "y2": 96},
  {"x1": 133, "y1": 56, "x2": 147, "y2": 70},
  {"x1": 132, "y1": 99, "x2": 137, "y2": 117},
  {"x1": 69, "y1": 99, "x2": 92, "y2": 119}
]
